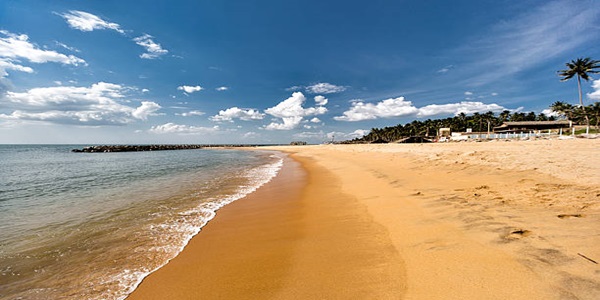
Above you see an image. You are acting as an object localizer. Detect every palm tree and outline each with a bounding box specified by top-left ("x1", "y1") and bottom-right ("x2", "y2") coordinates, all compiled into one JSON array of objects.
[
  {"x1": 499, "y1": 110, "x2": 511, "y2": 123},
  {"x1": 558, "y1": 57, "x2": 600, "y2": 130},
  {"x1": 551, "y1": 101, "x2": 574, "y2": 120}
]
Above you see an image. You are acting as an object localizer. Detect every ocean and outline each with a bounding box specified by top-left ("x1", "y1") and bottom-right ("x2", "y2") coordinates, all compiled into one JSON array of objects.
[{"x1": 0, "y1": 145, "x2": 283, "y2": 299}]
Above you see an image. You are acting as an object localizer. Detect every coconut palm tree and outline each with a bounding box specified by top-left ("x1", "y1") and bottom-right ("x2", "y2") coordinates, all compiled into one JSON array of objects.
[
  {"x1": 558, "y1": 57, "x2": 600, "y2": 130},
  {"x1": 551, "y1": 101, "x2": 574, "y2": 120}
]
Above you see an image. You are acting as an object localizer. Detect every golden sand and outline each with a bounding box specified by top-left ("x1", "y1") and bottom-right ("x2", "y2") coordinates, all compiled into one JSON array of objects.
[{"x1": 129, "y1": 139, "x2": 599, "y2": 299}]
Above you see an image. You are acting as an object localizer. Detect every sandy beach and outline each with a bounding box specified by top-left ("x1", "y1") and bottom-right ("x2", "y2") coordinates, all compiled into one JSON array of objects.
[{"x1": 128, "y1": 139, "x2": 599, "y2": 299}]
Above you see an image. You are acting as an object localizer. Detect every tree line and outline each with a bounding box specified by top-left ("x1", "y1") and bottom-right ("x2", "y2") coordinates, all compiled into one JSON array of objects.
[{"x1": 343, "y1": 57, "x2": 599, "y2": 144}]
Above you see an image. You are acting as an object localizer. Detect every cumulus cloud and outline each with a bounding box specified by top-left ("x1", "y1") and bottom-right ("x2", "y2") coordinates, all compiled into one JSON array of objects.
[
  {"x1": 310, "y1": 117, "x2": 321, "y2": 123},
  {"x1": 314, "y1": 95, "x2": 328, "y2": 106},
  {"x1": 334, "y1": 97, "x2": 507, "y2": 121},
  {"x1": 264, "y1": 92, "x2": 328, "y2": 130},
  {"x1": 177, "y1": 85, "x2": 203, "y2": 94},
  {"x1": 149, "y1": 123, "x2": 219, "y2": 135},
  {"x1": 0, "y1": 82, "x2": 160, "y2": 125},
  {"x1": 334, "y1": 97, "x2": 418, "y2": 121},
  {"x1": 215, "y1": 86, "x2": 228, "y2": 91},
  {"x1": 133, "y1": 34, "x2": 168, "y2": 59},
  {"x1": 59, "y1": 10, "x2": 124, "y2": 34},
  {"x1": 176, "y1": 110, "x2": 205, "y2": 117},
  {"x1": 306, "y1": 82, "x2": 346, "y2": 94},
  {"x1": 541, "y1": 108, "x2": 560, "y2": 118},
  {"x1": 0, "y1": 30, "x2": 85, "y2": 77},
  {"x1": 210, "y1": 107, "x2": 265, "y2": 122},
  {"x1": 326, "y1": 129, "x2": 369, "y2": 140},
  {"x1": 417, "y1": 101, "x2": 505, "y2": 117},
  {"x1": 132, "y1": 101, "x2": 161, "y2": 120},
  {"x1": 588, "y1": 79, "x2": 600, "y2": 101}
]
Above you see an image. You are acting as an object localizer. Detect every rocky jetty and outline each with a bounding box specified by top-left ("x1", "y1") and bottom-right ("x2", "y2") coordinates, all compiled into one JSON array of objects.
[
  {"x1": 72, "y1": 145, "x2": 205, "y2": 153},
  {"x1": 72, "y1": 144, "x2": 273, "y2": 153}
]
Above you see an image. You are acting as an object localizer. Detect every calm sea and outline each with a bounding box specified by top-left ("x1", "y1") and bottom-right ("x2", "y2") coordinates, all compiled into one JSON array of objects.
[{"x1": 0, "y1": 145, "x2": 283, "y2": 300}]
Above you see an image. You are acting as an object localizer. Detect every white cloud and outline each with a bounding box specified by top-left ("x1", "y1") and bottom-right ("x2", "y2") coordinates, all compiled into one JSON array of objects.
[
  {"x1": 305, "y1": 82, "x2": 346, "y2": 94},
  {"x1": 326, "y1": 129, "x2": 369, "y2": 141},
  {"x1": 149, "y1": 123, "x2": 219, "y2": 135},
  {"x1": 541, "y1": 108, "x2": 560, "y2": 117},
  {"x1": 310, "y1": 117, "x2": 321, "y2": 123},
  {"x1": 264, "y1": 92, "x2": 328, "y2": 130},
  {"x1": 587, "y1": 79, "x2": 600, "y2": 101},
  {"x1": 334, "y1": 96, "x2": 507, "y2": 121},
  {"x1": 243, "y1": 131, "x2": 259, "y2": 139},
  {"x1": 59, "y1": 10, "x2": 124, "y2": 34},
  {"x1": 334, "y1": 97, "x2": 418, "y2": 121},
  {"x1": 177, "y1": 110, "x2": 205, "y2": 117},
  {"x1": 285, "y1": 85, "x2": 302, "y2": 92},
  {"x1": 133, "y1": 34, "x2": 168, "y2": 59},
  {"x1": 464, "y1": 91, "x2": 473, "y2": 96},
  {"x1": 177, "y1": 85, "x2": 203, "y2": 93},
  {"x1": 293, "y1": 131, "x2": 326, "y2": 140},
  {"x1": 491, "y1": 92, "x2": 498, "y2": 96},
  {"x1": 215, "y1": 86, "x2": 228, "y2": 91},
  {"x1": 437, "y1": 65, "x2": 453, "y2": 73},
  {"x1": 416, "y1": 101, "x2": 505, "y2": 117},
  {"x1": 0, "y1": 58, "x2": 33, "y2": 77},
  {"x1": 0, "y1": 30, "x2": 85, "y2": 76},
  {"x1": 131, "y1": 101, "x2": 161, "y2": 120},
  {"x1": 350, "y1": 129, "x2": 369, "y2": 138},
  {"x1": 0, "y1": 82, "x2": 160, "y2": 125},
  {"x1": 314, "y1": 95, "x2": 328, "y2": 106},
  {"x1": 141, "y1": 88, "x2": 150, "y2": 93},
  {"x1": 55, "y1": 41, "x2": 80, "y2": 53},
  {"x1": 210, "y1": 107, "x2": 265, "y2": 122}
]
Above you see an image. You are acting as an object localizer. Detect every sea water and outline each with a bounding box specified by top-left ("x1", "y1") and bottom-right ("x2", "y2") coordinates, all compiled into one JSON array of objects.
[{"x1": 0, "y1": 145, "x2": 283, "y2": 299}]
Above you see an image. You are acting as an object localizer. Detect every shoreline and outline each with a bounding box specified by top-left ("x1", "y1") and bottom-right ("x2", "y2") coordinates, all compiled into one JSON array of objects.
[{"x1": 128, "y1": 139, "x2": 599, "y2": 299}]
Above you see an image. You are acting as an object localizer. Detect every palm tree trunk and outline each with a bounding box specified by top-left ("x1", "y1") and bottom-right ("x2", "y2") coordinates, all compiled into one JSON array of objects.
[{"x1": 578, "y1": 75, "x2": 590, "y2": 131}]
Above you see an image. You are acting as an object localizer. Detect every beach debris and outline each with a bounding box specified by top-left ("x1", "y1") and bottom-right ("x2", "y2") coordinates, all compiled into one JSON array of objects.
[
  {"x1": 510, "y1": 229, "x2": 531, "y2": 236},
  {"x1": 577, "y1": 253, "x2": 598, "y2": 264},
  {"x1": 557, "y1": 214, "x2": 583, "y2": 219},
  {"x1": 502, "y1": 228, "x2": 532, "y2": 241}
]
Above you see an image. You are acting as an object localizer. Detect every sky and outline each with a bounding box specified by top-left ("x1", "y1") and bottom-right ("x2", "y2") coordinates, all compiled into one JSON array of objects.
[{"x1": 1, "y1": 0, "x2": 599, "y2": 144}]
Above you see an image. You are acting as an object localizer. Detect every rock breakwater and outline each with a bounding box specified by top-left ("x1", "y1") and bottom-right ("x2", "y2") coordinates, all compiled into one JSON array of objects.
[{"x1": 71, "y1": 144, "x2": 265, "y2": 153}]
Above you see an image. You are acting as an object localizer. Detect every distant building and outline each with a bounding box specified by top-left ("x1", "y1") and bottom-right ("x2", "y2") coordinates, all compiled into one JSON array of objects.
[
  {"x1": 493, "y1": 121, "x2": 572, "y2": 133},
  {"x1": 290, "y1": 141, "x2": 307, "y2": 145},
  {"x1": 439, "y1": 128, "x2": 451, "y2": 137}
]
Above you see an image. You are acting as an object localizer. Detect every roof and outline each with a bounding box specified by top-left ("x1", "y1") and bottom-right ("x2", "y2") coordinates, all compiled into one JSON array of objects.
[
  {"x1": 502, "y1": 121, "x2": 570, "y2": 126},
  {"x1": 493, "y1": 120, "x2": 572, "y2": 132}
]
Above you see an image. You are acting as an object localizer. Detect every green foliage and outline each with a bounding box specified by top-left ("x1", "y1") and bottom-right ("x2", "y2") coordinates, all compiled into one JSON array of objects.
[
  {"x1": 343, "y1": 102, "x2": 599, "y2": 143},
  {"x1": 558, "y1": 57, "x2": 600, "y2": 128},
  {"x1": 558, "y1": 57, "x2": 600, "y2": 82}
]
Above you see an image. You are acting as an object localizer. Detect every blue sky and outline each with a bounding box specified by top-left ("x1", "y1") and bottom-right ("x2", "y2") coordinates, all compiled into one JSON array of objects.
[{"x1": 1, "y1": 0, "x2": 599, "y2": 144}]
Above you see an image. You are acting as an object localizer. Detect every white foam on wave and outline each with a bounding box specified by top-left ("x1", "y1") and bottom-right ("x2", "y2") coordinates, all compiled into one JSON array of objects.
[{"x1": 110, "y1": 152, "x2": 284, "y2": 300}]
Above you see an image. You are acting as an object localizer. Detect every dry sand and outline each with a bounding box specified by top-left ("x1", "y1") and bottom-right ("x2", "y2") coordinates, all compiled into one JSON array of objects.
[{"x1": 129, "y1": 138, "x2": 599, "y2": 299}]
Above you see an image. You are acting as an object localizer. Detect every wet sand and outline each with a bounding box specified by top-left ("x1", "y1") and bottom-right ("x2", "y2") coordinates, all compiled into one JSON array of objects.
[{"x1": 129, "y1": 139, "x2": 599, "y2": 299}]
